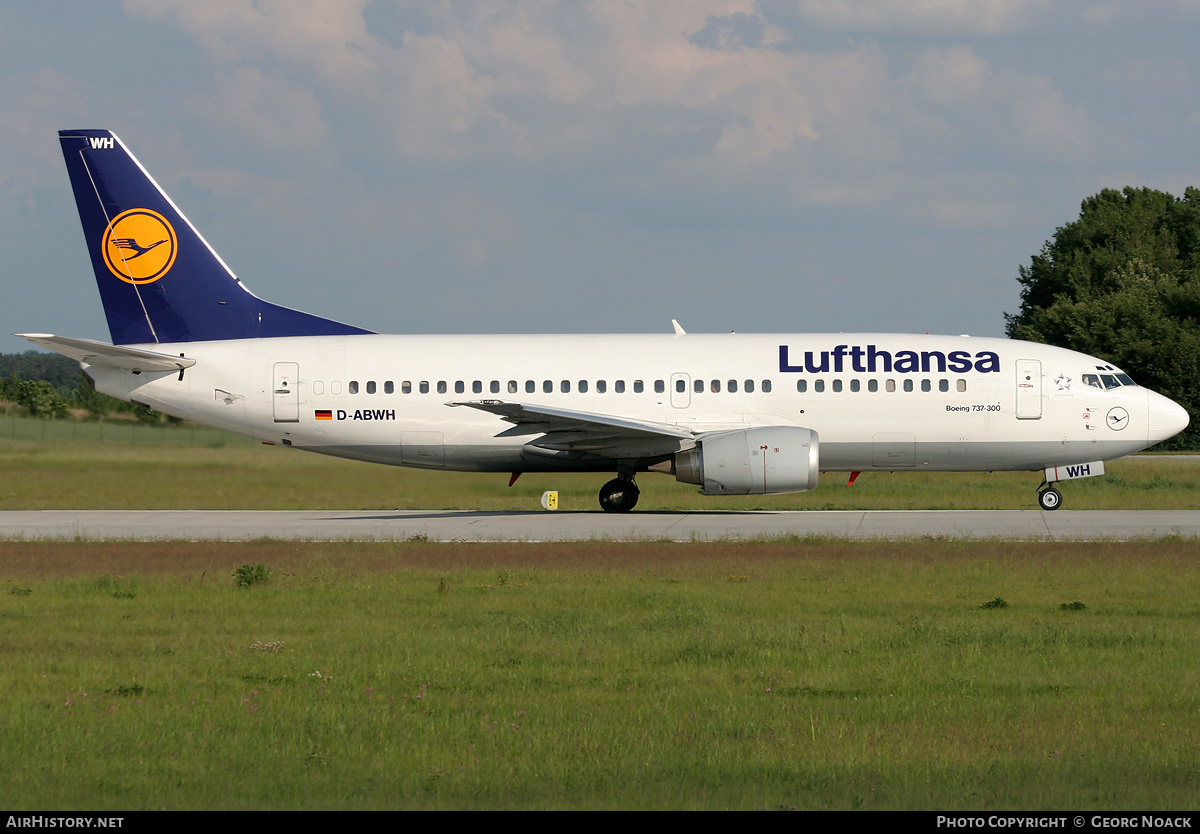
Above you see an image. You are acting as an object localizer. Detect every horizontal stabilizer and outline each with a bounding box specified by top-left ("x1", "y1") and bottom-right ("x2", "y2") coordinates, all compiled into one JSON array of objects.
[{"x1": 17, "y1": 333, "x2": 196, "y2": 372}]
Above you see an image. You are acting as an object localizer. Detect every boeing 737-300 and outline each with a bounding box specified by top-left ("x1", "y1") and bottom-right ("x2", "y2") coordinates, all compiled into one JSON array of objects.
[{"x1": 20, "y1": 130, "x2": 1190, "y2": 512}]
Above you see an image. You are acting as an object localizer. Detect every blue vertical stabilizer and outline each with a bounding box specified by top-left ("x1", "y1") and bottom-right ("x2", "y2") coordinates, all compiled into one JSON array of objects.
[{"x1": 59, "y1": 129, "x2": 373, "y2": 345}]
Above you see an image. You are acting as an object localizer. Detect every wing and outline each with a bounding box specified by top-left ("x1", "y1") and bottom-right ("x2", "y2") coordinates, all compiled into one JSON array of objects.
[
  {"x1": 448, "y1": 399, "x2": 696, "y2": 458},
  {"x1": 18, "y1": 334, "x2": 196, "y2": 372}
]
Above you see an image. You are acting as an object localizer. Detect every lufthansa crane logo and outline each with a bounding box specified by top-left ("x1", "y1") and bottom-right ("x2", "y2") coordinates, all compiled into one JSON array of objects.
[
  {"x1": 101, "y1": 208, "x2": 177, "y2": 284},
  {"x1": 1106, "y1": 407, "x2": 1130, "y2": 431}
]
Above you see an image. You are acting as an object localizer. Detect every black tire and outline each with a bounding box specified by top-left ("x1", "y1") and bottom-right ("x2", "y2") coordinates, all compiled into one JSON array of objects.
[
  {"x1": 599, "y1": 478, "x2": 640, "y2": 512},
  {"x1": 1038, "y1": 487, "x2": 1062, "y2": 511}
]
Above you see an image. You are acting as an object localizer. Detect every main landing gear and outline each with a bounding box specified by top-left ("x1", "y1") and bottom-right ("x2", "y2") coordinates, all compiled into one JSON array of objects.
[
  {"x1": 1037, "y1": 483, "x2": 1063, "y2": 511},
  {"x1": 599, "y1": 476, "x2": 640, "y2": 513}
]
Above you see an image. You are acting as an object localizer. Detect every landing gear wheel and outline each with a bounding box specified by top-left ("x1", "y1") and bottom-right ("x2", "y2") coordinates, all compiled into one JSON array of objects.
[
  {"x1": 599, "y1": 478, "x2": 640, "y2": 513},
  {"x1": 1037, "y1": 487, "x2": 1062, "y2": 511}
]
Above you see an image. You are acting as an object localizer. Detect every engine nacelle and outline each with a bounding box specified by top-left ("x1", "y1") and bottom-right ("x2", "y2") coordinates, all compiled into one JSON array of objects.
[{"x1": 673, "y1": 426, "x2": 819, "y2": 495}]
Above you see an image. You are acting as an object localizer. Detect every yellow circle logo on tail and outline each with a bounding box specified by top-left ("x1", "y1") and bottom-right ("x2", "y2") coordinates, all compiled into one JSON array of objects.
[{"x1": 101, "y1": 208, "x2": 177, "y2": 284}]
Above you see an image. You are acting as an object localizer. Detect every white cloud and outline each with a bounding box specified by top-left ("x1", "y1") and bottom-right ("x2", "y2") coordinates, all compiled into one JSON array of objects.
[
  {"x1": 999, "y1": 72, "x2": 1092, "y2": 161},
  {"x1": 0, "y1": 69, "x2": 87, "y2": 194},
  {"x1": 191, "y1": 65, "x2": 333, "y2": 153},
  {"x1": 905, "y1": 46, "x2": 989, "y2": 107},
  {"x1": 796, "y1": 0, "x2": 1049, "y2": 36}
]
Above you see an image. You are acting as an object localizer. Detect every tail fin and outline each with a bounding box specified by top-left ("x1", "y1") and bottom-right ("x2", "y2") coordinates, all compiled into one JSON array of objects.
[{"x1": 58, "y1": 129, "x2": 372, "y2": 345}]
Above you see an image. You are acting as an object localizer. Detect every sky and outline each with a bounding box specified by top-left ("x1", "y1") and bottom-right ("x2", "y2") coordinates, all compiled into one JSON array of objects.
[{"x1": 1, "y1": 0, "x2": 1198, "y2": 353}]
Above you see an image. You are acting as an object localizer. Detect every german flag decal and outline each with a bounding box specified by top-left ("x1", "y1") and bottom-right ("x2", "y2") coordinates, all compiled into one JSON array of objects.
[{"x1": 315, "y1": 410, "x2": 333, "y2": 421}]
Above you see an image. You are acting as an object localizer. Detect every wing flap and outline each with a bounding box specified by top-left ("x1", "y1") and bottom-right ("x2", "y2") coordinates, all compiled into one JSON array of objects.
[{"x1": 448, "y1": 399, "x2": 696, "y2": 456}]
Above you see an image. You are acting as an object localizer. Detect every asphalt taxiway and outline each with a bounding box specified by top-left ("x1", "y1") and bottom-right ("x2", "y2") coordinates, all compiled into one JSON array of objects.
[{"x1": 1, "y1": 509, "x2": 1197, "y2": 542}]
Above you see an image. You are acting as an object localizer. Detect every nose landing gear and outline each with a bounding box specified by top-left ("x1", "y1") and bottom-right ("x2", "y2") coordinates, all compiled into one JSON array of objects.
[{"x1": 1037, "y1": 483, "x2": 1063, "y2": 511}]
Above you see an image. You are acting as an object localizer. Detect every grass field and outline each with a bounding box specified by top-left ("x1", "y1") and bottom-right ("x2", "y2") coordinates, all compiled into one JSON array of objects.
[
  {"x1": 2, "y1": 540, "x2": 1198, "y2": 811},
  {"x1": 3, "y1": 419, "x2": 1198, "y2": 810},
  {"x1": 0, "y1": 417, "x2": 1197, "y2": 511}
]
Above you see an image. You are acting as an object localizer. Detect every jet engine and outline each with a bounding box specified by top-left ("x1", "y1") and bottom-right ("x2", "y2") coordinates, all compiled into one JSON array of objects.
[{"x1": 672, "y1": 426, "x2": 819, "y2": 495}]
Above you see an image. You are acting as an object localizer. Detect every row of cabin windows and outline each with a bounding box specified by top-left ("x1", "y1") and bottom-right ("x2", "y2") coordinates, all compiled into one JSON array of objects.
[
  {"x1": 315, "y1": 377, "x2": 969, "y2": 396},
  {"x1": 336, "y1": 379, "x2": 777, "y2": 395},
  {"x1": 797, "y1": 378, "x2": 969, "y2": 393}
]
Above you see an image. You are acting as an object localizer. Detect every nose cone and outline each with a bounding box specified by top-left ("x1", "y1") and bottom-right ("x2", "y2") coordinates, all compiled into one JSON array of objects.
[{"x1": 1147, "y1": 390, "x2": 1190, "y2": 444}]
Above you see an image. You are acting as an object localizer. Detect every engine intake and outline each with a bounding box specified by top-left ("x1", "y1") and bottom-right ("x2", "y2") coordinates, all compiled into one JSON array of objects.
[{"x1": 674, "y1": 426, "x2": 819, "y2": 495}]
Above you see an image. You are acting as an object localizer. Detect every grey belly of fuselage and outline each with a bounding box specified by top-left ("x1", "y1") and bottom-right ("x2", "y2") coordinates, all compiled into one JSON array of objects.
[{"x1": 301, "y1": 438, "x2": 1143, "y2": 475}]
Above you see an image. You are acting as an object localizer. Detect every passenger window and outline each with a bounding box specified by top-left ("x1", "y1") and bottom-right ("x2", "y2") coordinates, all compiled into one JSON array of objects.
[
  {"x1": 507, "y1": 380, "x2": 518, "y2": 394},
  {"x1": 349, "y1": 381, "x2": 359, "y2": 394},
  {"x1": 885, "y1": 380, "x2": 895, "y2": 393},
  {"x1": 815, "y1": 380, "x2": 825, "y2": 393},
  {"x1": 366, "y1": 381, "x2": 376, "y2": 394},
  {"x1": 526, "y1": 380, "x2": 535, "y2": 394},
  {"x1": 654, "y1": 380, "x2": 665, "y2": 394},
  {"x1": 796, "y1": 380, "x2": 807, "y2": 393},
  {"x1": 490, "y1": 380, "x2": 500, "y2": 394},
  {"x1": 904, "y1": 380, "x2": 914, "y2": 392},
  {"x1": 543, "y1": 380, "x2": 553, "y2": 394},
  {"x1": 921, "y1": 379, "x2": 931, "y2": 392},
  {"x1": 939, "y1": 379, "x2": 949, "y2": 392},
  {"x1": 402, "y1": 381, "x2": 412, "y2": 394},
  {"x1": 579, "y1": 380, "x2": 588, "y2": 393},
  {"x1": 744, "y1": 379, "x2": 754, "y2": 393},
  {"x1": 313, "y1": 381, "x2": 324, "y2": 395},
  {"x1": 471, "y1": 381, "x2": 481, "y2": 394},
  {"x1": 727, "y1": 380, "x2": 737, "y2": 393},
  {"x1": 832, "y1": 379, "x2": 843, "y2": 393},
  {"x1": 634, "y1": 380, "x2": 644, "y2": 393},
  {"x1": 332, "y1": 381, "x2": 342, "y2": 395},
  {"x1": 419, "y1": 381, "x2": 429, "y2": 394},
  {"x1": 385, "y1": 381, "x2": 394, "y2": 394},
  {"x1": 455, "y1": 381, "x2": 465, "y2": 394},
  {"x1": 956, "y1": 379, "x2": 966, "y2": 392},
  {"x1": 710, "y1": 380, "x2": 719, "y2": 393},
  {"x1": 616, "y1": 380, "x2": 626, "y2": 393},
  {"x1": 850, "y1": 379, "x2": 860, "y2": 392},
  {"x1": 437, "y1": 381, "x2": 447, "y2": 394},
  {"x1": 561, "y1": 380, "x2": 571, "y2": 393},
  {"x1": 694, "y1": 378, "x2": 704, "y2": 394},
  {"x1": 761, "y1": 380, "x2": 772, "y2": 393},
  {"x1": 868, "y1": 379, "x2": 878, "y2": 392},
  {"x1": 597, "y1": 380, "x2": 607, "y2": 393},
  {"x1": 677, "y1": 379, "x2": 687, "y2": 393}
]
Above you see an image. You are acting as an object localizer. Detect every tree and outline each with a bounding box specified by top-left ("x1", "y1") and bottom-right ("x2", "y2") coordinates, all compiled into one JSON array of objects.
[
  {"x1": 0, "y1": 352, "x2": 174, "y2": 422},
  {"x1": 1006, "y1": 186, "x2": 1200, "y2": 448}
]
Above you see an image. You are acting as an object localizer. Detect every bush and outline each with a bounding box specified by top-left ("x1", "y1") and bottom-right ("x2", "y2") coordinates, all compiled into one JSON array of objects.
[{"x1": 234, "y1": 563, "x2": 272, "y2": 588}]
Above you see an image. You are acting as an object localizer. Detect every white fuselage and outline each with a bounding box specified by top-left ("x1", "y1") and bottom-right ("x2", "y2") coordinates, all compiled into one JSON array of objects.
[{"x1": 82, "y1": 332, "x2": 1186, "y2": 479}]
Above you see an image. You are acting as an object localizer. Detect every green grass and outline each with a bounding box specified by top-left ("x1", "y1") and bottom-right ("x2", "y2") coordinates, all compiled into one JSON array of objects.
[
  {"x1": 0, "y1": 417, "x2": 1196, "y2": 510},
  {"x1": 2, "y1": 540, "x2": 1199, "y2": 810},
  {"x1": 2, "y1": 542, "x2": 1200, "y2": 811}
]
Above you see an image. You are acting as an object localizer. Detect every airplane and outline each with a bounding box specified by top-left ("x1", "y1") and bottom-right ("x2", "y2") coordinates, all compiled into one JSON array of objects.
[{"x1": 19, "y1": 129, "x2": 1190, "y2": 513}]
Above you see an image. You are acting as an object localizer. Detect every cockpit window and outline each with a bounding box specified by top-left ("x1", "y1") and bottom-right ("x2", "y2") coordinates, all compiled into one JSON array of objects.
[{"x1": 1082, "y1": 372, "x2": 1137, "y2": 390}]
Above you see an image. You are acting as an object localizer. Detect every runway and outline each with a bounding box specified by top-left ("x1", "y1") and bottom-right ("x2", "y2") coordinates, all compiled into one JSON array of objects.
[{"x1": 1, "y1": 509, "x2": 1198, "y2": 541}]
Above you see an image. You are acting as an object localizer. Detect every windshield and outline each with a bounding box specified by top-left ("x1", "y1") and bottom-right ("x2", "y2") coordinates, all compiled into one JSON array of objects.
[{"x1": 1081, "y1": 372, "x2": 1137, "y2": 390}]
